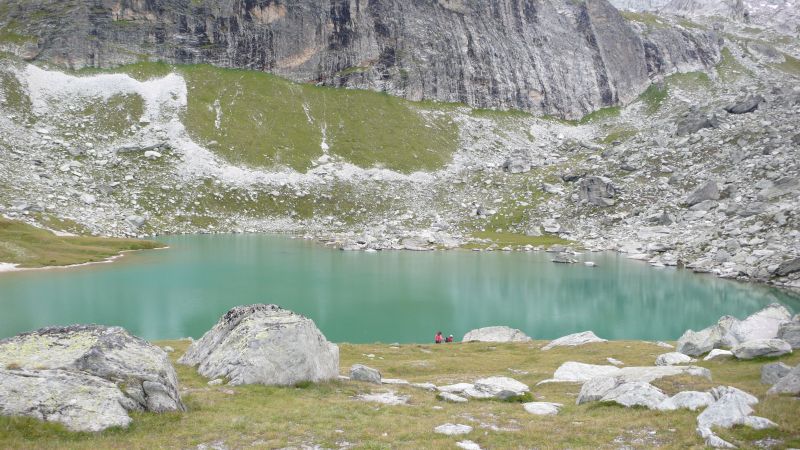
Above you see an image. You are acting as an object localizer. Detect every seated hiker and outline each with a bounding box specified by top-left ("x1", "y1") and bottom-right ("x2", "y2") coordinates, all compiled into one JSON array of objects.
[
  {"x1": 445, "y1": 334, "x2": 454, "y2": 343},
  {"x1": 435, "y1": 331, "x2": 443, "y2": 344}
]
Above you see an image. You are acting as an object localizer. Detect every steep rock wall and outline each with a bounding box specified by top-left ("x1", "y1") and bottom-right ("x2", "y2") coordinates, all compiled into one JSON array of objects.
[{"x1": 0, "y1": 0, "x2": 721, "y2": 119}]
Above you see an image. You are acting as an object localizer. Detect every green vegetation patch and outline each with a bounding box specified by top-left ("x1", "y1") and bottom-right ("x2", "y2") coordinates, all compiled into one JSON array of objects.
[
  {"x1": 716, "y1": 47, "x2": 751, "y2": 82},
  {"x1": 467, "y1": 231, "x2": 572, "y2": 249},
  {"x1": 665, "y1": 71, "x2": 713, "y2": 92},
  {"x1": 637, "y1": 82, "x2": 667, "y2": 115},
  {"x1": 0, "y1": 70, "x2": 34, "y2": 122},
  {"x1": 2, "y1": 340, "x2": 797, "y2": 448},
  {"x1": 620, "y1": 11, "x2": 668, "y2": 29},
  {"x1": 775, "y1": 53, "x2": 800, "y2": 76},
  {"x1": 180, "y1": 64, "x2": 459, "y2": 173},
  {"x1": 0, "y1": 218, "x2": 163, "y2": 268},
  {"x1": 77, "y1": 93, "x2": 145, "y2": 135}
]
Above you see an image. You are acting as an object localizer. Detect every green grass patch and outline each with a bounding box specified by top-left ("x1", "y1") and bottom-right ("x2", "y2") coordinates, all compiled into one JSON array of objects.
[
  {"x1": 0, "y1": 218, "x2": 163, "y2": 268},
  {"x1": 2, "y1": 340, "x2": 797, "y2": 448},
  {"x1": 0, "y1": 70, "x2": 34, "y2": 122},
  {"x1": 716, "y1": 47, "x2": 751, "y2": 82},
  {"x1": 578, "y1": 106, "x2": 621, "y2": 125},
  {"x1": 601, "y1": 127, "x2": 638, "y2": 145},
  {"x1": 637, "y1": 83, "x2": 667, "y2": 115},
  {"x1": 666, "y1": 71, "x2": 712, "y2": 92},
  {"x1": 775, "y1": 53, "x2": 800, "y2": 76},
  {"x1": 179, "y1": 64, "x2": 459, "y2": 173},
  {"x1": 467, "y1": 231, "x2": 572, "y2": 249},
  {"x1": 621, "y1": 11, "x2": 668, "y2": 28}
]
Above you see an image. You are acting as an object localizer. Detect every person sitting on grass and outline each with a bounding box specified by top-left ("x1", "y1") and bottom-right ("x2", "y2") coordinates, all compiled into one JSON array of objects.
[
  {"x1": 435, "y1": 331, "x2": 443, "y2": 344},
  {"x1": 445, "y1": 334, "x2": 454, "y2": 343}
]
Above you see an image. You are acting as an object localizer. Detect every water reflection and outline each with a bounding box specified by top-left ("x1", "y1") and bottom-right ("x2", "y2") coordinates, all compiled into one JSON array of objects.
[{"x1": 0, "y1": 234, "x2": 797, "y2": 343}]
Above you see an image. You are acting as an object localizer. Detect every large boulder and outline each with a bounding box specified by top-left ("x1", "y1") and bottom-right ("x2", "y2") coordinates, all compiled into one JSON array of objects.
[
  {"x1": 731, "y1": 339, "x2": 792, "y2": 360},
  {"x1": 697, "y1": 390, "x2": 754, "y2": 429},
  {"x1": 767, "y1": 364, "x2": 800, "y2": 396},
  {"x1": 542, "y1": 331, "x2": 606, "y2": 350},
  {"x1": 350, "y1": 364, "x2": 381, "y2": 384},
  {"x1": 657, "y1": 391, "x2": 715, "y2": 411},
  {"x1": 725, "y1": 95, "x2": 765, "y2": 114},
  {"x1": 676, "y1": 112, "x2": 719, "y2": 136},
  {"x1": 178, "y1": 304, "x2": 339, "y2": 386},
  {"x1": 576, "y1": 376, "x2": 620, "y2": 405},
  {"x1": 464, "y1": 376, "x2": 529, "y2": 400},
  {"x1": 728, "y1": 304, "x2": 792, "y2": 343},
  {"x1": 761, "y1": 362, "x2": 792, "y2": 385},
  {"x1": 778, "y1": 319, "x2": 800, "y2": 348},
  {"x1": 683, "y1": 181, "x2": 721, "y2": 207},
  {"x1": 578, "y1": 176, "x2": 617, "y2": 207},
  {"x1": 0, "y1": 325, "x2": 184, "y2": 432},
  {"x1": 599, "y1": 381, "x2": 668, "y2": 409},
  {"x1": 462, "y1": 326, "x2": 531, "y2": 343},
  {"x1": 676, "y1": 315, "x2": 738, "y2": 356},
  {"x1": 774, "y1": 258, "x2": 800, "y2": 277},
  {"x1": 523, "y1": 402, "x2": 562, "y2": 415}
]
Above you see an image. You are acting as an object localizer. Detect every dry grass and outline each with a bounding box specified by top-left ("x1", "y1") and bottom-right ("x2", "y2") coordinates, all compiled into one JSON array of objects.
[
  {"x1": 0, "y1": 218, "x2": 163, "y2": 268},
  {"x1": 0, "y1": 340, "x2": 798, "y2": 449}
]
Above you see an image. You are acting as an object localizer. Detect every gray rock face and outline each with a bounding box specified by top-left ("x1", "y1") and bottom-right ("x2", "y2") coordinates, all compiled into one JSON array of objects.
[
  {"x1": 523, "y1": 402, "x2": 562, "y2": 415},
  {"x1": 577, "y1": 376, "x2": 621, "y2": 405},
  {"x1": 544, "y1": 361, "x2": 711, "y2": 383},
  {"x1": 761, "y1": 362, "x2": 792, "y2": 385},
  {"x1": 655, "y1": 352, "x2": 695, "y2": 366},
  {"x1": 579, "y1": 176, "x2": 617, "y2": 207},
  {"x1": 178, "y1": 304, "x2": 339, "y2": 386},
  {"x1": 657, "y1": 391, "x2": 715, "y2": 411},
  {"x1": 697, "y1": 390, "x2": 754, "y2": 429},
  {"x1": 683, "y1": 181, "x2": 721, "y2": 207},
  {"x1": 0, "y1": 325, "x2": 184, "y2": 432},
  {"x1": 728, "y1": 303, "x2": 792, "y2": 343},
  {"x1": 774, "y1": 258, "x2": 800, "y2": 277},
  {"x1": 542, "y1": 331, "x2": 607, "y2": 350},
  {"x1": 464, "y1": 376, "x2": 529, "y2": 400},
  {"x1": 350, "y1": 364, "x2": 381, "y2": 384},
  {"x1": 676, "y1": 315, "x2": 737, "y2": 356},
  {"x1": 767, "y1": 364, "x2": 800, "y2": 395},
  {"x1": 462, "y1": 326, "x2": 531, "y2": 343},
  {"x1": 600, "y1": 381, "x2": 668, "y2": 409},
  {"x1": 725, "y1": 95, "x2": 765, "y2": 114},
  {"x1": 676, "y1": 112, "x2": 719, "y2": 136},
  {"x1": 778, "y1": 320, "x2": 800, "y2": 348},
  {"x1": 731, "y1": 339, "x2": 792, "y2": 359},
  {"x1": 1, "y1": 0, "x2": 720, "y2": 120}
]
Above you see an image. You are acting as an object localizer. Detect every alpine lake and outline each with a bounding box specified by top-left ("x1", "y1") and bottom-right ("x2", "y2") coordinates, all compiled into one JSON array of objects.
[{"x1": 1, "y1": 233, "x2": 798, "y2": 343}]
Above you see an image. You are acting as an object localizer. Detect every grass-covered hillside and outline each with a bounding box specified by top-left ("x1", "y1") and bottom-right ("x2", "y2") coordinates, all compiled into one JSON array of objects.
[{"x1": 0, "y1": 340, "x2": 798, "y2": 449}]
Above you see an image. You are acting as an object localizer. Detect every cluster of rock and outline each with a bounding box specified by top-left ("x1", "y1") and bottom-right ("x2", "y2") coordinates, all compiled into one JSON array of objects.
[
  {"x1": 461, "y1": 326, "x2": 532, "y2": 343},
  {"x1": 0, "y1": 325, "x2": 184, "y2": 432},
  {"x1": 676, "y1": 303, "x2": 796, "y2": 359}
]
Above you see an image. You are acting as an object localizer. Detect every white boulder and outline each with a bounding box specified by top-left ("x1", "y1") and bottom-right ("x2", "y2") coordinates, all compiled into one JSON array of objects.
[
  {"x1": 434, "y1": 423, "x2": 473, "y2": 435},
  {"x1": 728, "y1": 304, "x2": 792, "y2": 343},
  {"x1": 350, "y1": 364, "x2": 381, "y2": 384},
  {"x1": 523, "y1": 402, "x2": 562, "y2": 415},
  {"x1": 178, "y1": 304, "x2": 339, "y2": 386},
  {"x1": 542, "y1": 331, "x2": 606, "y2": 350},
  {"x1": 599, "y1": 381, "x2": 668, "y2": 409},
  {"x1": 655, "y1": 352, "x2": 696, "y2": 366},
  {"x1": 703, "y1": 349, "x2": 734, "y2": 361},
  {"x1": 731, "y1": 339, "x2": 792, "y2": 360},
  {"x1": 657, "y1": 391, "x2": 715, "y2": 411},
  {"x1": 462, "y1": 326, "x2": 531, "y2": 343},
  {"x1": 464, "y1": 376, "x2": 529, "y2": 400}
]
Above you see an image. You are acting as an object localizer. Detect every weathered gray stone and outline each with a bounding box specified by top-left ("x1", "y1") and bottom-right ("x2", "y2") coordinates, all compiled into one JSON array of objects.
[
  {"x1": 697, "y1": 391, "x2": 754, "y2": 429},
  {"x1": 725, "y1": 95, "x2": 765, "y2": 114},
  {"x1": 542, "y1": 331, "x2": 607, "y2": 350},
  {"x1": 656, "y1": 391, "x2": 715, "y2": 411},
  {"x1": 0, "y1": 325, "x2": 184, "y2": 432},
  {"x1": 703, "y1": 349, "x2": 733, "y2": 361},
  {"x1": 523, "y1": 402, "x2": 562, "y2": 415},
  {"x1": 679, "y1": 315, "x2": 743, "y2": 356},
  {"x1": 696, "y1": 426, "x2": 736, "y2": 449},
  {"x1": 178, "y1": 304, "x2": 339, "y2": 386},
  {"x1": 576, "y1": 376, "x2": 620, "y2": 405},
  {"x1": 761, "y1": 362, "x2": 792, "y2": 385},
  {"x1": 599, "y1": 381, "x2": 668, "y2": 409},
  {"x1": 728, "y1": 304, "x2": 792, "y2": 344},
  {"x1": 350, "y1": 364, "x2": 381, "y2": 384},
  {"x1": 543, "y1": 361, "x2": 711, "y2": 384},
  {"x1": 464, "y1": 376, "x2": 529, "y2": 400},
  {"x1": 579, "y1": 176, "x2": 617, "y2": 207},
  {"x1": 774, "y1": 258, "x2": 800, "y2": 277},
  {"x1": 676, "y1": 112, "x2": 719, "y2": 136},
  {"x1": 731, "y1": 339, "x2": 792, "y2": 360},
  {"x1": 778, "y1": 321, "x2": 800, "y2": 348},
  {"x1": 434, "y1": 423, "x2": 473, "y2": 436},
  {"x1": 655, "y1": 352, "x2": 695, "y2": 366},
  {"x1": 6, "y1": 0, "x2": 722, "y2": 120},
  {"x1": 438, "y1": 392, "x2": 468, "y2": 403},
  {"x1": 683, "y1": 181, "x2": 721, "y2": 207},
  {"x1": 767, "y1": 364, "x2": 800, "y2": 396},
  {"x1": 462, "y1": 326, "x2": 531, "y2": 343}
]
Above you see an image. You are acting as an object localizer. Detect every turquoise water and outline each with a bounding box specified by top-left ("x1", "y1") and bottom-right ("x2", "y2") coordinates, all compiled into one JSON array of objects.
[{"x1": 0, "y1": 234, "x2": 797, "y2": 343}]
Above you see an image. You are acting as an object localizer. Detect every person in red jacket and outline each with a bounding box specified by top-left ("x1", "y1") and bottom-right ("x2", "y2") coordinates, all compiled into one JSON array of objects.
[
  {"x1": 445, "y1": 334, "x2": 454, "y2": 343},
  {"x1": 435, "y1": 331, "x2": 443, "y2": 344}
]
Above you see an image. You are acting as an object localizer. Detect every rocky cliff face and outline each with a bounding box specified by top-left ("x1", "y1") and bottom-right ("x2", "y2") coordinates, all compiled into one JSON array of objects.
[{"x1": 0, "y1": 0, "x2": 720, "y2": 119}]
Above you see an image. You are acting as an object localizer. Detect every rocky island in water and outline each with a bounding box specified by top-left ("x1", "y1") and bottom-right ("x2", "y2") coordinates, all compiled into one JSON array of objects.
[{"x1": 0, "y1": 0, "x2": 799, "y2": 448}]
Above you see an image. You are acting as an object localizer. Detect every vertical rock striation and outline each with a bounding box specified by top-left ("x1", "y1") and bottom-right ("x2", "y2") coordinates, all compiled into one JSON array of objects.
[{"x1": 1, "y1": 0, "x2": 720, "y2": 119}]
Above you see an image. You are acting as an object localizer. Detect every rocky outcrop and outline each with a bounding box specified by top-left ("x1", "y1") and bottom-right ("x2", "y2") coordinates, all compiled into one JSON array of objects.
[
  {"x1": 578, "y1": 177, "x2": 617, "y2": 207},
  {"x1": 0, "y1": 325, "x2": 184, "y2": 432},
  {"x1": 761, "y1": 362, "x2": 792, "y2": 385},
  {"x1": 178, "y1": 304, "x2": 339, "y2": 386},
  {"x1": 463, "y1": 376, "x2": 529, "y2": 400},
  {"x1": 543, "y1": 361, "x2": 711, "y2": 383},
  {"x1": 767, "y1": 363, "x2": 800, "y2": 395},
  {"x1": 462, "y1": 326, "x2": 531, "y2": 343},
  {"x1": 1, "y1": 0, "x2": 721, "y2": 120},
  {"x1": 676, "y1": 315, "x2": 738, "y2": 356},
  {"x1": 542, "y1": 331, "x2": 607, "y2": 350},
  {"x1": 731, "y1": 339, "x2": 792, "y2": 359}
]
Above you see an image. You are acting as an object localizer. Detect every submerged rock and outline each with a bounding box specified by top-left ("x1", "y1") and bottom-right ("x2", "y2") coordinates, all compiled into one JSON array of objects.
[
  {"x1": 462, "y1": 326, "x2": 531, "y2": 343},
  {"x1": 542, "y1": 331, "x2": 607, "y2": 350},
  {"x1": 178, "y1": 304, "x2": 339, "y2": 386},
  {"x1": 0, "y1": 325, "x2": 184, "y2": 432}
]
